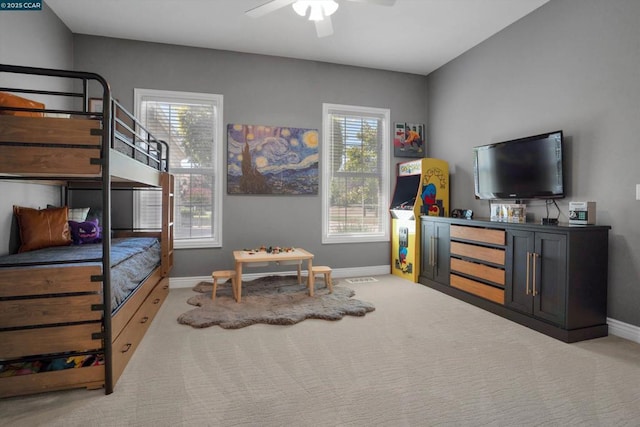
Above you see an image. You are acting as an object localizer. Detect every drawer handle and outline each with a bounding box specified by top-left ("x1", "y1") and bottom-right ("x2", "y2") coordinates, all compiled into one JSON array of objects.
[
  {"x1": 121, "y1": 343, "x2": 132, "y2": 353},
  {"x1": 153, "y1": 298, "x2": 161, "y2": 304},
  {"x1": 140, "y1": 316, "x2": 149, "y2": 324},
  {"x1": 163, "y1": 284, "x2": 169, "y2": 290}
]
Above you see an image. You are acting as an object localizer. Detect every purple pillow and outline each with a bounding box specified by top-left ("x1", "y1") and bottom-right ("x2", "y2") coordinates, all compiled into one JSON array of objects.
[{"x1": 68, "y1": 218, "x2": 102, "y2": 245}]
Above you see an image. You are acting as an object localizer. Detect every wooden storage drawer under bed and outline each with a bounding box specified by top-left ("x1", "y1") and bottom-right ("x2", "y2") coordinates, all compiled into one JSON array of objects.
[
  {"x1": 112, "y1": 277, "x2": 169, "y2": 383},
  {"x1": 112, "y1": 267, "x2": 164, "y2": 339}
]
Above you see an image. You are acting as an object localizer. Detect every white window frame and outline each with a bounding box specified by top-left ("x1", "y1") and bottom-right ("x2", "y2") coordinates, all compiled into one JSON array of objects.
[
  {"x1": 322, "y1": 103, "x2": 390, "y2": 244},
  {"x1": 134, "y1": 88, "x2": 224, "y2": 249}
]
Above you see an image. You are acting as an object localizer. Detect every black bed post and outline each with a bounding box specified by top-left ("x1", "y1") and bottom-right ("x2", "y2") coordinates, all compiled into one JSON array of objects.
[{"x1": 99, "y1": 79, "x2": 114, "y2": 395}]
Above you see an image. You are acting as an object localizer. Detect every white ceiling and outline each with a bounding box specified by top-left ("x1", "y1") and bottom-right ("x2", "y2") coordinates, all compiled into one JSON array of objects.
[{"x1": 46, "y1": 0, "x2": 549, "y2": 76}]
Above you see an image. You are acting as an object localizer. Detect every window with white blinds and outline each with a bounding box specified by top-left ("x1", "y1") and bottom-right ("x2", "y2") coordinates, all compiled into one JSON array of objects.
[
  {"x1": 134, "y1": 89, "x2": 223, "y2": 248},
  {"x1": 322, "y1": 103, "x2": 390, "y2": 244}
]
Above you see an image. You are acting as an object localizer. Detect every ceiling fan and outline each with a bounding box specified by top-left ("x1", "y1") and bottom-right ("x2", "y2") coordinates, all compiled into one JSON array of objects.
[{"x1": 246, "y1": 0, "x2": 397, "y2": 38}]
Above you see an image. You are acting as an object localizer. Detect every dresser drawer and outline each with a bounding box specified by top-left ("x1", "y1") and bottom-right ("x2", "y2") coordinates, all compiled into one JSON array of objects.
[
  {"x1": 450, "y1": 225, "x2": 505, "y2": 245},
  {"x1": 450, "y1": 274, "x2": 504, "y2": 305},
  {"x1": 450, "y1": 241, "x2": 505, "y2": 265},
  {"x1": 450, "y1": 258, "x2": 505, "y2": 285}
]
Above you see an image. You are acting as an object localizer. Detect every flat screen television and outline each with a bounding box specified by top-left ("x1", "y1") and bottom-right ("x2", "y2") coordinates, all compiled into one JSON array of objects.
[{"x1": 473, "y1": 130, "x2": 565, "y2": 200}]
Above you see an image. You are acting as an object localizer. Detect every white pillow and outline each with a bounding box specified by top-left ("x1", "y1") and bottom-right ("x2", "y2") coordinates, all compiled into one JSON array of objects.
[
  {"x1": 47, "y1": 205, "x2": 90, "y2": 222},
  {"x1": 68, "y1": 207, "x2": 90, "y2": 222}
]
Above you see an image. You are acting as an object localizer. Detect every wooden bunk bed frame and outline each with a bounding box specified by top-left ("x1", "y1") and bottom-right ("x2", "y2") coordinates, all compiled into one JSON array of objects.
[{"x1": 0, "y1": 64, "x2": 174, "y2": 397}]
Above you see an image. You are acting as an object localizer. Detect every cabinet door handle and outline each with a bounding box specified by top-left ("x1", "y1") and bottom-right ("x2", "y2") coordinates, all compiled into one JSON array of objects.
[
  {"x1": 433, "y1": 236, "x2": 438, "y2": 268},
  {"x1": 430, "y1": 236, "x2": 435, "y2": 266},
  {"x1": 526, "y1": 252, "x2": 531, "y2": 295},
  {"x1": 532, "y1": 253, "x2": 539, "y2": 296}
]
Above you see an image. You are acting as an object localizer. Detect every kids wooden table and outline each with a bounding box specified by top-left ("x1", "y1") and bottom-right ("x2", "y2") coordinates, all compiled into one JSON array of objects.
[{"x1": 232, "y1": 248, "x2": 315, "y2": 302}]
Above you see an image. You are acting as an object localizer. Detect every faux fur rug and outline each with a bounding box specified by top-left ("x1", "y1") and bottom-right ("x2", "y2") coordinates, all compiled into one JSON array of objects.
[{"x1": 177, "y1": 275, "x2": 375, "y2": 329}]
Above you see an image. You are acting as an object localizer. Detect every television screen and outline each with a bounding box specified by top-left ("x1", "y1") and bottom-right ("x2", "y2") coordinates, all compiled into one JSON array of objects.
[{"x1": 474, "y1": 131, "x2": 564, "y2": 200}]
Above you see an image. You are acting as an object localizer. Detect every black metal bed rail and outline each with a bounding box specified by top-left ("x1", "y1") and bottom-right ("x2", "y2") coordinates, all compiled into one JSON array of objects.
[
  {"x1": 0, "y1": 64, "x2": 96, "y2": 114},
  {"x1": 112, "y1": 98, "x2": 170, "y2": 172}
]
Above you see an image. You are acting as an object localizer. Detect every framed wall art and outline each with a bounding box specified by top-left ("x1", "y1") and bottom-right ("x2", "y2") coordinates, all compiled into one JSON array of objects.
[
  {"x1": 394, "y1": 122, "x2": 426, "y2": 158},
  {"x1": 227, "y1": 123, "x2": 319, "y2": 195}
]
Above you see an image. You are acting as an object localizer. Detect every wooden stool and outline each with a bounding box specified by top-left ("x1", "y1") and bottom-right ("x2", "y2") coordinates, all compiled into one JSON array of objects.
[
  {"x1": 311, "y1": 266, "x2": 333, "y2": 293},
  {"x1": 211, "y1": 270, "x2": 238, "y2": 301}
]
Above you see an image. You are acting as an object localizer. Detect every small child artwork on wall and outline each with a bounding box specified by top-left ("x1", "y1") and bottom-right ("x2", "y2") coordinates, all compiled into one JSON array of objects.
[{"x1": 394, "y1": 122, "x2": 425, "y2": 158}]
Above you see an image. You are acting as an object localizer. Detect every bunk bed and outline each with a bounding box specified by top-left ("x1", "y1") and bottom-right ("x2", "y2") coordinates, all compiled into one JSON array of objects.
[{"x1": 0, "y1": 64, "x2": 175, "y2": 398}]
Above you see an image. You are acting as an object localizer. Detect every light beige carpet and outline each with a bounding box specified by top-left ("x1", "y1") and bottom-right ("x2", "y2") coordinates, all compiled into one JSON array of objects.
[
  {"x1": 1, "y1": 274, "x2": 639, "y2": 426},
  {"x1": 177, "y1": 275, "x2": 375, "y2": 328}
]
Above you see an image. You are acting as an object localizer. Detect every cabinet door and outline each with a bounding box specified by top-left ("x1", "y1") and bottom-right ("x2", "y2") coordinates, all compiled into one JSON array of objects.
[
  {"x1": 420, "y1": 220, "x2": 450, "y2": 284},
  {"x1": 505, "y1": 229, "x2": 535, "y2": 314},
  {"x1": 421, "y1": 220, "x2": 435, "y2": 280},
  {"x1": 433, "y1": 222, "x2": 450, "y2": 284},
  {"x1": 533, "y1": 232, "x2": 567, "y2": 326}
]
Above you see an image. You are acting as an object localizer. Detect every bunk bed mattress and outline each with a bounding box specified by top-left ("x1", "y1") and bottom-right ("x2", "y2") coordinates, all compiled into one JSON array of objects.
[{"x1": 0, "y1": 237, "x2": 161, "y2": 312}]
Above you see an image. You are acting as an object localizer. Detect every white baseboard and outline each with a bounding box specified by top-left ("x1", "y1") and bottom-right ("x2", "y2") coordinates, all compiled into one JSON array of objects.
[
  {"x1": 607, "y1": 317, "x2": 640, "y2": 344},
  {"x1": 168, "y1": 268, "x2": 640, "y2": 345},
  {"x1": 169, "y1": 265, "x2": 391, "y2": 289}
]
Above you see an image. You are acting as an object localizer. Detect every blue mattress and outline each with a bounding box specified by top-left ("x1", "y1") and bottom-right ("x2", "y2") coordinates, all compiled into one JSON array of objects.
[{"x1": 0, "y1": 237, "x2": 161, "y2": 312}]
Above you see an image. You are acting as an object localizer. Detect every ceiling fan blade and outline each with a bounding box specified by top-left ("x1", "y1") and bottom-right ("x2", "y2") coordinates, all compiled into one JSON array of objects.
[
  {"x1": 346, "y1": 0, "x2": 396, "y2": 5},
  {"x1": 315, "y1": 16, "x2": 334, "y2": 38},
  {"x1": 246, "y1": 0, "x2": 296, "y2": 18}
]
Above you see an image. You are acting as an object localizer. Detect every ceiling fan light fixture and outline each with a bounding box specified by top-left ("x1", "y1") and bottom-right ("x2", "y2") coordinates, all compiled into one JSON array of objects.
[
  {"x1": 321, "y1": 0, "x2": 339, "y2": 17},
  {"x1": 292, "y1": 0, "x2": 339, "y2": 21},
  {"x1": 292, "y1": 1, "x2": 309, "y2": 17},
  {"x1": 308, "y1": 5, "x2": 324, "y2": 21}
]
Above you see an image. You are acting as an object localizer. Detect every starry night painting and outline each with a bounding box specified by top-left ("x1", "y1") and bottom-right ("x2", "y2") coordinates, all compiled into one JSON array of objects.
[{"x1": 227, "y1": 124, "x2": 319, "y2": 195}]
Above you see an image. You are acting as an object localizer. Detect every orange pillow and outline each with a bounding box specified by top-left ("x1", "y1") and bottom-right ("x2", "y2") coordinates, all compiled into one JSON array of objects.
[
  {"x1": 0, "y1": 92, "x2": 45, "y2": 117},
  {"x1": 13, "y1": 206, "x2": 71, "y2": 253}
]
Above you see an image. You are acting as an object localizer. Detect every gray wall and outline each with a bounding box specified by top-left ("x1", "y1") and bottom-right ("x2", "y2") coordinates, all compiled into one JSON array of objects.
[
  {"x1": 73, "y1": 35, "x2": 427, "y2": 277},
  {"x1": 4, "y1": 0, "x2": 637, "y2": 329},
  {"x1": 0, "y1": 3, "x2": 73, "y2": 255},
  {"x1": 426, "y1": 0, "x2": 640, "y2": 326}
]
